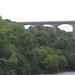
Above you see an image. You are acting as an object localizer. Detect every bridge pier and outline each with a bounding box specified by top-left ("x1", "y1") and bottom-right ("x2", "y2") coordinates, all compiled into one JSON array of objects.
[
  {"x1": 53, "y1": 24, "x2": 57, "y2": 35},
  {"x1": 34, "y1": 24, "x2": 38, "y2": 32},
  {"x1": 73, "y1": 23, "x2": 75, "y2": 38}
]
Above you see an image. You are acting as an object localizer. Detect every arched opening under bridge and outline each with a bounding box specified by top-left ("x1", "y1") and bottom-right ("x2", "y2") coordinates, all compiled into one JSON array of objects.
[
  {"x1": 57, "y1": 24, "x2": 73, "y2": 32},
  {"x1": 57, "y1": 24, "x2": 73, "y2": 38},
  {"x1": 38, "y1": 24, "x2": 53, "y2": 31},
  {"x1": 24, "y1": 25, "x2": 34, "y2": 34},
  {"x1": 43, "y1": 24, "x2": 53, "y2": 27},
  {"x1": 24, "y1": 25, "x2": 34, "y2": 29}
]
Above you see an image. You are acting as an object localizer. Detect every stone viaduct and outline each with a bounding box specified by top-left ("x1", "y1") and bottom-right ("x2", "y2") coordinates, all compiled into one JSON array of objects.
[{"x1": 9, "y1": 21, "x2": 75, "y2": 38}]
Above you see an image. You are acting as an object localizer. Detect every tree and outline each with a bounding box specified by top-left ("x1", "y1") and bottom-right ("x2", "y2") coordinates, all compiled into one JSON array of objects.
[
  {"x1": 33, "y1": 30, "x2": 51, "y2": 47},
  {"x1": 0, "y1": 16, "x2": 3, "y2": 27},
  {"x1": 31, "y1": 48, "x2": 43, "y2": 65},
  {"x1": 69, "y1": 38, "x2": 75, "y2": 49},
  {"x1": 10, "y1": 23, "x2": 34, "y2": 56},
  {"x1": 27, "y1": 29, "x2": 34, "y2": 34},
  {"x1": 40, "y1": 46, "x2": 54, "y2": 55},
  {"x1": 0, "y1": 29, "x2": 8, "y2": 58},
  {"x1": 40, "y1": 50, "x2": 48, "y2": 59},
  {"x1": 55, "y1": 37, "x2": 69, "y2": 50},
  {"x1": 16, "y1": 54, "x2": 31, "y2": 75},
  {"x1": 30, "y1": 54, "x2": 39, "y2": 74},
  {"x1": 0, "y1": 53, "x2": 18, "y2": 75},
  {"x1": 4, "y1": 19, "x2": 12, "y2": 22},
  {"x1": 67, "y1": 51, "x2": 75, "y2": 70},
  {"x1": 49, "y1": 32, "x2": 57, "y2": 43},
  {"x1": 58, "y1": 55, "x2": 68, "y2": 70},
  {"x1": 41, "y1": 55, "x2": 59, "y2": 72}
]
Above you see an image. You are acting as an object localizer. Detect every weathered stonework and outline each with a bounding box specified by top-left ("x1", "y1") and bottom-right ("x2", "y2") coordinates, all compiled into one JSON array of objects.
[
  {"x1": 73, "y1": 24, "x2": 75, "y2": 38},
  {"x1": 53, "y1": 24, "x2": 57, "y2": 35},
  {"x1": 34, "y1": 24, "x2": 38, "y2": 32}
]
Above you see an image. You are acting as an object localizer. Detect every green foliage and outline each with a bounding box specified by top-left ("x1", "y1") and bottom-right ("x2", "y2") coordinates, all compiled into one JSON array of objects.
[
  {"x1": 6, "y1": 45, "x2": 16, "y2": 59},
  {"x1": 0, "y1": 29, "x2": 9, "y2": 58},
  {"x1": 56, "y1": 49, "x2": 61, "y2": 56},
  {"x1": 4, "y1": 19, "x2": 12, "y2": 22},
  {"x1": 40, "y1": 50, "x2": 48, "y2": 59},
  {"x1": 55, "y1": 37, "x2": 69, "y2": 50},
  {"x1": 41, "y1": 54, "x2": 59, "y2": 72},
  {"x1": 30, "y1": 54, "x2": 39, "y2": 74},
  {"x1": 26, "y1": 51, "x2": 34, "y2": 62},
  {"x1": 69, "y1": 38, "x2": 75, "y2": 49},
  {"x1": 33, "y1": 30, "x2": 51, "y2": 47},
  {"x1": 67, "y1": 51, "x2": 75, "y2": 70},
  {"x1": 40, "y1": 46, "x2": 54, "y2": 55},
  {"x1": 28, "y1": 26, "x2": 34, "y2": 34},
  {"x1": 49, "y1": 32, "x2": 57, "y2": 43},
  {"x1": 0, "y1": 16, "x2": 3, "y2": 26},
  {"x1": 16, "y1": 54, "x2": 31, "y2": 75},
  {"x1": 58, "y1": 55, "x2": 68, "y2": 70},
  {"x1": 32, "y1": 48, "x2": 43, "y2": 63},
  {"x1": 0, "y1": 16, "x2": 75, "y2": 75}
]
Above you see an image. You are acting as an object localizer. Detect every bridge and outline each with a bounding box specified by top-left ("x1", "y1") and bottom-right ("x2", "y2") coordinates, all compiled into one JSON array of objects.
[{"x1": 9, "y1": 21, "x2": 75, "y2": 38}]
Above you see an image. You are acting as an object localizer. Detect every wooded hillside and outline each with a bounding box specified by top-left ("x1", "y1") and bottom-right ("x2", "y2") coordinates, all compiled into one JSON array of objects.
[{"x1": 0, "y1": 16, "x2": 75, "y2": 75}]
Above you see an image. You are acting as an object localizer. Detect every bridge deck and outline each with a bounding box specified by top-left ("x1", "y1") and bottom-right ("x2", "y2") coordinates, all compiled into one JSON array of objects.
[{"x1": 9, "y1": 21, "x2": 75, "y2": 26}]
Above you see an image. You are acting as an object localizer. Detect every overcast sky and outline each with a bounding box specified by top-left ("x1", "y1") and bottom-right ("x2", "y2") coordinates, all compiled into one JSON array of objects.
[{"x1": 0, "y1": 0, "x2": 75, "y2": 32}]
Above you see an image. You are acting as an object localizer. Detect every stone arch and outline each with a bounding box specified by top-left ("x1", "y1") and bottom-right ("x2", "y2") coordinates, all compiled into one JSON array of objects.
[
  {"x1": 38, "y1": 24, "x2": 53, "y2": 30},
  {"x1": 35, "y1": 24, "x2": 57, "y2": 35},
  {"x1": 34, "y1": 24, "x2": 54, "y2": 33},
  {"x1": 37, "y1": 24, "x2": 54, "y2": 34},
  {"x1": 38, "y1": 24, "x2": 53, "y2": 27}
]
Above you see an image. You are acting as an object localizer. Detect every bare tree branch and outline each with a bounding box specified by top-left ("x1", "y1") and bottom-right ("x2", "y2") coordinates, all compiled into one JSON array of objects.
[{"x1": 0, "y1": 58, "x2": 13, "y2": 62}]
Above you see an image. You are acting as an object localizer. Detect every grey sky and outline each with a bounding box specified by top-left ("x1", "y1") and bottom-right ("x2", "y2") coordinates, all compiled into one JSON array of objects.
[{"x1": 0, "y1": 0, "x2": 75, "y2": 31}]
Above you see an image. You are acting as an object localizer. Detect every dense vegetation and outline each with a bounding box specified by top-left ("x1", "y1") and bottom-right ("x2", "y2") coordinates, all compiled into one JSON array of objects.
[{"x1": 0, "y1": 16, "x2": 75, "y2": 75}]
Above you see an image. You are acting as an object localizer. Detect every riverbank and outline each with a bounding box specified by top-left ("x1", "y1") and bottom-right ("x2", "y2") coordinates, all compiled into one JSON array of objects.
[
  {"x1": 33, "y1": 71, "x2": 75, "y2": 75},
  {"x1": 32, "y1": 69, "x2": 75, "y2": 75}
]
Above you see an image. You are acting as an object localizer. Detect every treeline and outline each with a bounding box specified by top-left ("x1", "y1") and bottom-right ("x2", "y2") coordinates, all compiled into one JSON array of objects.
[{"x1": 0, "y1": 16, "x2": 75, "y2": 75}]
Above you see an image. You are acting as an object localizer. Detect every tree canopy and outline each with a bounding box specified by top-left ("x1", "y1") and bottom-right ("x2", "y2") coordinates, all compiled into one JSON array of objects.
[{"x1": 0, "y1": 16, "x2": 75, "y2": 75}]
